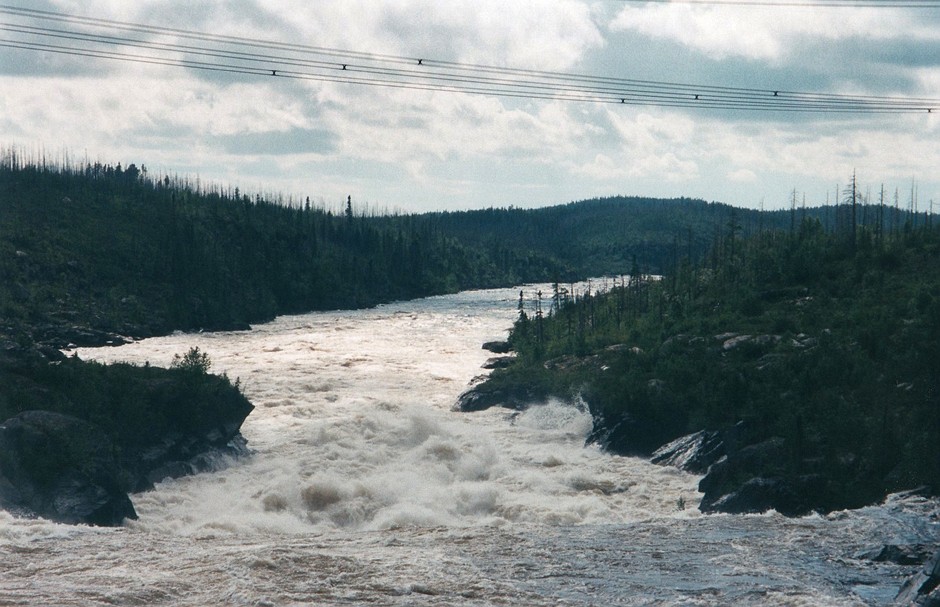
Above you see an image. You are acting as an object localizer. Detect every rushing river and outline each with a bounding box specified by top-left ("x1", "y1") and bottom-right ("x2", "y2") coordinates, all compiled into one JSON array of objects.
[{"x1": 1, "y1": 286, "x2": 937, "y2": 606}]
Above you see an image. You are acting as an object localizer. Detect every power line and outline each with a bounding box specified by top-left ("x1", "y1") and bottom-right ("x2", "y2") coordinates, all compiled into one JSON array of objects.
[
  {"x1": 4, "y1": 22, "x2": 930, "y2": 110},
  {"x1": 0, "y1": 4, "x2": 937, "y2": 113}
]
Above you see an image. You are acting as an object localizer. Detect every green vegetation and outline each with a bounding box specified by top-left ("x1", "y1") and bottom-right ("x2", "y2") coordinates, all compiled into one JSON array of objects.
[
  {"x1": 427, "y1": 197, "x2": 726, "y2": 277},
  {"x1": 170, "y1": 346, "x2": 212, "y2": 374},
  {"x1": 3, "y1": 150, "x2": 935, "y2": 514},
  {"x1": 0, "y1": 346, "x2": 253, "y2": 491},
  {"x1": 0, "y1": 152, "x2": 909, "y2": 345},
  {"x1": 0, "y1": 154, "x2": 566, "y2": 342},
  {"x1": 429, "y1": 193, "x2": 910, "y2": 279},
  {"x1": 486, "y1": 216, "x2": 940, "y2": 510}
]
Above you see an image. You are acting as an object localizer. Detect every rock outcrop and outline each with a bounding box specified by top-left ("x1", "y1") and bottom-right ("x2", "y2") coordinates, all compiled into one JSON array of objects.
[
  {"x1": 130, "y1": 424, "x2": 250, "y2": 492},
  {"x1": 0, "y1": 399, "x2": 251, "y2": 525},
  {"x1": 32, "y1": 324, "x2": 131, "y2": 349},
  {"x1": 651, "y1": 424, "x2": 839, "y2": 516},
  {"x1": 481, "y1": 356, "x2": 514, "y2": 370},
  {"x1": 454, "y1": 375, "x2": 542, "y2": 412},
  {"x1": 650, "y1": 430, "x2": 724, "y2": 474},
  {"x1": 0, "y1": 349, "x2": 254, "y2": 526},
  {"x1": 699, "y1": 471, "x2": 829, "y2": 517},
  {"x1": 0, "y1": 410, "x2": 137, "y2": 526},
  {"x1": 482, "y1": 340, "x2": 512, "y2": 354},
  {"x1": 115, "y1": 370, "x2": 254, "y2": 493}
]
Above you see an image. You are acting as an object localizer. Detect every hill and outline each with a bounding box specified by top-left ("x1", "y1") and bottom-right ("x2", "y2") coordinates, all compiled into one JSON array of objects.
[
  {"x1": 3, "y1": 152, "x2": 932, "y2": 523},
  {"x1": 0, "y1": 157, "x2": 565, "y2": 345},
  {"x1": 2, "y1": 154, "x2": 917, "y2": 346}
]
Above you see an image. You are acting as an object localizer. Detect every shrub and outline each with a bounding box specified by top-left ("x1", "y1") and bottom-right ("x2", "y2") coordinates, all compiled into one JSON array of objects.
[{"x1": 170, "y1": 347, "x2": 211, "y2": 374}]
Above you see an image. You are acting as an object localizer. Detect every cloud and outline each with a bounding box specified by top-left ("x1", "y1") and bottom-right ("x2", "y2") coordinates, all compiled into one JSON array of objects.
[
  {"x1": 215, "y1": 128, "x2": 336, "y2": 156},
  {"x1": 566, "y1": 110, "x2": 699, "y2": 182},
  {"x1": 608, "y1": 4, "x2": 939, "y2": 64},
  {"x1": 3, "y1": 1, "x2": 938, "y2": 213},
  {"x1": 727, "y1": 168, "x2": 758, "y2": 183},
  {"x1": 233, "y1": 0, "x2": 605, "y2": 71}
]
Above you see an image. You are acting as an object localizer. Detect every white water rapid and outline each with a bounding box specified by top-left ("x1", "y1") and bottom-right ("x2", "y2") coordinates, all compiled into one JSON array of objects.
[{"x1": 1, "y1": 286, "x2": 937, "y2": 606}]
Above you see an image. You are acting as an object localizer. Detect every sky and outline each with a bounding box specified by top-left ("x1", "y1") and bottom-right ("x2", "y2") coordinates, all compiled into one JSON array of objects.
[{"x1": 2, "y1": 0, "x2": 940, "y2": 214}]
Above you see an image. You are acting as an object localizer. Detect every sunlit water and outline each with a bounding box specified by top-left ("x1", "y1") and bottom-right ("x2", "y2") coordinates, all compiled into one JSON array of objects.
[{"x1": 1, "y1": 286, "x2": 937, "y2": 606}]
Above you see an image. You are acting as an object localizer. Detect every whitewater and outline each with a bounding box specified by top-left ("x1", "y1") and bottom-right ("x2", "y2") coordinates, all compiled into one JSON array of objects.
[{"x1": 1, "y1": 285, "x2": 936, "y2": 605}]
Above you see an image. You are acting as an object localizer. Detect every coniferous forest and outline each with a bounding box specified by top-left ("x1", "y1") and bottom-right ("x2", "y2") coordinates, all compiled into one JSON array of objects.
[
  {"x1": 0, "y1": 156, "x2": 567, "y2": 344},
  {"x1": 1, "y1": 151, "x2": 937, "y2": 522},
  {"x1": 474, "y1": 210, "x2": 940, "y2": 514},
  {"x1": 5, "y1": 153, "x2": 900, "y2": 347}
]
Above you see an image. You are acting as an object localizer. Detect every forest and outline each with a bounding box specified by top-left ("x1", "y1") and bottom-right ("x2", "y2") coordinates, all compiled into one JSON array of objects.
[
  {"x1": 477, "y1": 203, "x2": 940, "y2": 513},
  {"x1": 0, "y1": 155, "x2": 568, "y2": 345},
  {"x1": 2, "y1": 152, "x2": 936, "y2": 518},
  {"x1": 1, "y1": 153, "x2": 914, "y2": 347}
]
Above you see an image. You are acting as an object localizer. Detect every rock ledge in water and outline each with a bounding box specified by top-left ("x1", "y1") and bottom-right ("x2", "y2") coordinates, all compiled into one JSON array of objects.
[
  {"x1": 894, "y1": 548, "x2": 940, "y2": 606},
  {"x1": 482, "y1": 340, "x2": 512, "y2": 354},
  {"x1": 651, "y1": 425, "x2": 839, "y2": 517},
  {"x1": 481, "y1": 356, "x2": 514, "y2": 370},
  {"x1": 858, "y1": 544, "x2": 935, "y2": 566},
  {"x1": 454, "y1": 378, "x2": 538, "y2": 412}
]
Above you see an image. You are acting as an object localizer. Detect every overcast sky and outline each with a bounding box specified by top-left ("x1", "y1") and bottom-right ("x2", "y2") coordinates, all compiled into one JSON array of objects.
[{"x1": 2, "y1": 0, "x2": 939, "y2": 213}]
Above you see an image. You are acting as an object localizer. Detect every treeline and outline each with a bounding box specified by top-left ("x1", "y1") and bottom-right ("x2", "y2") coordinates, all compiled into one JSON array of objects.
[
  {"x1": 492, "y1": 214, "x2": 940, "y2": 511},
  {"x1": 0, "y1": 156, "x2": 566, "y2": 341},
  {"x1": 0, "y1": 152, "x2": 927, "y2": 348},
  {"x1": 427, "y1": 191, "x2": 924, "y2": 279},
  {"x1": 429, "y1": 197, "x2": 760, "y2": 277}
]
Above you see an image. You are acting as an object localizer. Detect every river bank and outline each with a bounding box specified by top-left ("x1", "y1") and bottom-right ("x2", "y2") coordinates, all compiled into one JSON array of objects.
[
  {"x1": 1, "y1": 287, "x2": 931, "y2": 606},
  {"x1": 0, "y1": 335, "x2": 253, "y2": 526}
]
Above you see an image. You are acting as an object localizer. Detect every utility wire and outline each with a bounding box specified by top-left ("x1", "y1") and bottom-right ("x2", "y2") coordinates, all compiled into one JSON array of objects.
[
  {"x1": 5, "y1": 22, "x2": 930, "y2": 110},
  {"x1": 1, "y1": 4, "x2": 937, "y2": 113}
]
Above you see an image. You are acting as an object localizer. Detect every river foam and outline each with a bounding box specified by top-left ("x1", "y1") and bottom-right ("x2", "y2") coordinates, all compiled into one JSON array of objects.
[
  {"x1": 0, "y1": 285, "x2": 935, "y2": 606},
  {"x1": 64, "y1": 286, "x2": 700, "y2": 537}
]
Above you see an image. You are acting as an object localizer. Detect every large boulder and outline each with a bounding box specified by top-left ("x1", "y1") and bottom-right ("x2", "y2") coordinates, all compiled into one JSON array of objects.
[
  {"x1": 895, "y1": 549, "x2": 940, "y2": 606},
  {"x1": 696, "y1": 436, "x2": 832, "y2": 516},
  {"x1": 0, "y1": 410, "x2": 137, "y2": 526}
]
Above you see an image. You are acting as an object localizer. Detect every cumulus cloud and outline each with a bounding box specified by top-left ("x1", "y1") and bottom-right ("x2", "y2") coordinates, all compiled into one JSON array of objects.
[
  {"x1": 728, "y1": 168, "x2": 758, "y2": 184},
  {"x1": 608, "y1": 4, "x2": 937, "y2": 63},
  {"x1": 246, "y1": 0, "x2": 604, "y2": 70},
  {"x1": 2, "y1": 1, "x2": 938, "y2": 211}
]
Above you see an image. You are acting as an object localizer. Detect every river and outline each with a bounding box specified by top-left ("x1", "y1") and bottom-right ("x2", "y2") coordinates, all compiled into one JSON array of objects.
[{"x1": 1, "y1": 285, "x2": 936, "y2": 605}]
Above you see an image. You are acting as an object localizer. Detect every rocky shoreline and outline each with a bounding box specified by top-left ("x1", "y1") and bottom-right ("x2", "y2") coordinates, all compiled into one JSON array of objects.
[
  {"x1": 458, "y1": 338, "x2": 940, "y2": 605},
  {"x1": 0, "y1": 334, "x2": 253, "y2": 527},
  {"x1": 459, "y1": 337, "x2": 934, "y2": 518},
  {"x1": 457, "y1": 358, "x2": 851, "y2": 517}
]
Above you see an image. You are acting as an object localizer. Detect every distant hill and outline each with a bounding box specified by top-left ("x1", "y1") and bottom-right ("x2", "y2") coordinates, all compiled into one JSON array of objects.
[
  {"x1": 0, "y1": 155, "x2": 921, "y2": 344},
  {"x1": 428, "y1": 195, "x2": 918, "y2": 278}
]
